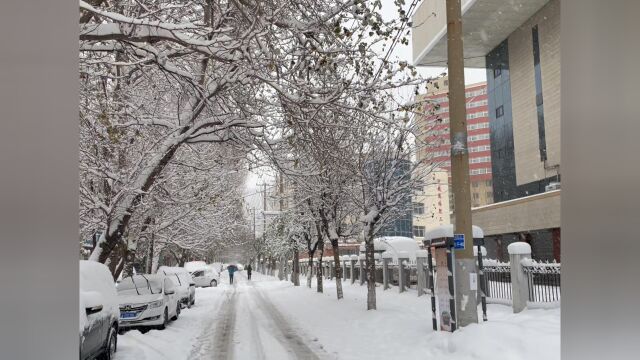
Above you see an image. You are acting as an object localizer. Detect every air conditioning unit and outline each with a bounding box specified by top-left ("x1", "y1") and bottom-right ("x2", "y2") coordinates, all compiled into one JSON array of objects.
[{"x1": 545, "y1": 182, "x2": 561, "y2": 192}]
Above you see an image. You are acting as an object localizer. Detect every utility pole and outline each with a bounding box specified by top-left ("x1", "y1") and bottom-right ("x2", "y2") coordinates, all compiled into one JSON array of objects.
[
  {"x1": 446, "y1": 0, "x2": 478, "y2": 327},
  {"x1": 262, "y1": 182, "x2": 267, "y2": 237},
  {"x1": 252, "y1": 208, "x2": 256, "y2": 243}
]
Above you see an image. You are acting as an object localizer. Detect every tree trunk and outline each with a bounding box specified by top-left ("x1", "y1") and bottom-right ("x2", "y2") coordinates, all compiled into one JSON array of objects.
[
  {"x1": 150, "y1": 246, "x2": 160, "y2": 274},
  {"x1": 365, "y1": 233, "x2": 377, "y2": 310},
  {"x1": 178, "y1": 248, "x2": 189, "y2": 267},
  {"x1": 114, "y1": 257, "x2": 125, "y2": 281},
  {"x1": 317, "y1": 238, "x2": 324, "y2": 293},
  {"x1": 331, "y1": 239, "x2": 344, "y2": 299},
  {"x1": 123, "y1": 248, "x2": 136, "y2": 278},
  {"x1": 292, "y1": 247, "x2": 300, "y2": 286},
  {"x1": 307, "y1": 253, "x2": 314, "y2": 288},
  {"x1": 146, "y1": 232, "x2": 154, "y2": 274}
]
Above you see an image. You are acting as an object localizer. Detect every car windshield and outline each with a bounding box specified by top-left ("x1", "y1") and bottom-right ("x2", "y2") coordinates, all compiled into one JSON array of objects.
[{"x1": 117, "y1": 276, "x2": 162, "y2": 296}]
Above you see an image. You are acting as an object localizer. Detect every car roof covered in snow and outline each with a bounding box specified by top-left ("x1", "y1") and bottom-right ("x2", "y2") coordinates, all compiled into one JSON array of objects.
[
  {"x1": 184, "y1": 261, "x2": 208, "y2": 272},
  {"x1": 157, "y1": 266, "x2": 190, "y2": 275}
]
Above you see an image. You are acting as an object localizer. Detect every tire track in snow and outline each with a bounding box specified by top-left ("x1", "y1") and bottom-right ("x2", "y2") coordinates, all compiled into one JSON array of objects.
[
  {"x1": 250, "y1": 285, "x2": 325, "y2": 360},
  {"x1": 187, "y1": 286, "x2": 237, "y2": 360},
  {"x1": 212, "y1": 288, "x2": 237, "y2": 360}
]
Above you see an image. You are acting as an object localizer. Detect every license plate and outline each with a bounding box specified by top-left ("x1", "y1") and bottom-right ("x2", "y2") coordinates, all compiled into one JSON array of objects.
[{"x1": 120, "y1": 312, "x2": 137, "y2": 319}]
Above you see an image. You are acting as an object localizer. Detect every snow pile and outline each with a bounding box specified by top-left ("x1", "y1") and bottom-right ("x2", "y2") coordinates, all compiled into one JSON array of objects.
[
  {"x1": 507, "y1": 242, "x2": 531, "y2": 255},
  {"x1": 265, "y1": 276, "x2": 559, "y2": 360}
]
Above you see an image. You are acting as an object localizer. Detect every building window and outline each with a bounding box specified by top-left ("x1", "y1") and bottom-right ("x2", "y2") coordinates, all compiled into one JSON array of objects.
[
  {"x1": 496, "y1": 105, "x2": 504, "y2": 118},
  {"x1": 486, "y1": 180, "x2": 492, "y2": 187},
  {"x1": 413, "y1": 202, "x2": 425, "y2": 215},
  {"x1": 473, "y1": 193, "x2": 480, "y2": 200},
  {"x1": 486, "y1": 191, "x2": 493, "y2": 199},
  {"x1": 532, "y1": 24, "x2": 547, "y2": 162},
  {"x1": 493, "y1": 67, "x2": 502, "y2": 78},
  {"x1": 413, "y1": 226, "x2": 426, "y2": 238}
]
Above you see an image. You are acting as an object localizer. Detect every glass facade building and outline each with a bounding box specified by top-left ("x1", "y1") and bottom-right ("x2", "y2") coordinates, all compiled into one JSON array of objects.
[
  {"x1": 486, "y1": 40, "x2": 559, "y2": 202},
  {"x1": 365, "y1": 159, "x2": 414, "y2": 238}
]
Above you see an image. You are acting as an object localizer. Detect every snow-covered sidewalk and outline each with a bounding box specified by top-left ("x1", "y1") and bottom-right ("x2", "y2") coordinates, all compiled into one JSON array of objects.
[{"x1": 257, "y1": 273, "x2": 560, "y2": 360}]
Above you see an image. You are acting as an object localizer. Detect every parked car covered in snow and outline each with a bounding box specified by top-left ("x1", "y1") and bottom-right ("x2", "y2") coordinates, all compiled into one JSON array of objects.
[
  {"x1": 184, "y1": 261, "x2": 220, "y2": 287},
  {"x1": 80, "y1": 260, "x2": 120, "y2": 360},
  {"x1": 157, "y1": 266, "x2": 196, "y2": 308},
  {"x1": 189, "y1": 268, "x2": 220, "y2": 287},
  {"x1": 116, "y1": 274, "x2": 180, "y2": 330}
]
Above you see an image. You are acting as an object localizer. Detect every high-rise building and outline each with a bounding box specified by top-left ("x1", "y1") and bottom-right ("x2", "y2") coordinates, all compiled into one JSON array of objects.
[
  {"x1": 416, "y1": 78, "x2": 494, "y2": 209},
  {"x1": 411, "y1": 0, "x2": 561, "y2": 261}
]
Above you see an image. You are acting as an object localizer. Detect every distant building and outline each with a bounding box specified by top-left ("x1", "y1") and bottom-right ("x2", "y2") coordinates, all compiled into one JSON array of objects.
[
  {"x1": 415, "y1": 78, "x2": 494, "y2": 209},
  {"x1": 366, "y1": 159, "x2": 414, "y2": 239},
  {"x1": 412, "y1": 168, "x2": 449, "y2": 245}
]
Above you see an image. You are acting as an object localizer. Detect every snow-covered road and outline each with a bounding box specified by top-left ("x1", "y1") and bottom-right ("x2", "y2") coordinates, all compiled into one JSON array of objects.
[{"x1": 117, "y1": 272, "x2": 328, "y2": 360}]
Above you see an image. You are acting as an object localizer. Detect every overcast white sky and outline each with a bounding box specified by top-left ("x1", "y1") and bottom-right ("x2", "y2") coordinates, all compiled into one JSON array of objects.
[{"x1": 244, "y1": 0, "x2": 487, "y2": 203}]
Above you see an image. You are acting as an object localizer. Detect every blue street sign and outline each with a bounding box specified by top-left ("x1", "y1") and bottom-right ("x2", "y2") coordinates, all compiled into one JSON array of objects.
[{"x1": 454, "y1": 234, "x2": 465, "y2": 250}]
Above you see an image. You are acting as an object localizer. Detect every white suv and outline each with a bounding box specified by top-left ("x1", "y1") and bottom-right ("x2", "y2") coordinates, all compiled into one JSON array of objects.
[
  {"x1": 116, "y1": 274, "x2": 180, "y2": 330},
  {"x1": 157, "y1": 266, "x2": 196, "y2": 308},
  {"x1": 190, "y1": 268, "x2": 220, "y2": 288}
]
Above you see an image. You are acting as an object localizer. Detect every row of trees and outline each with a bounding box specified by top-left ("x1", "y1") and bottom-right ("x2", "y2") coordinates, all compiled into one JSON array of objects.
[
  {"x1": 253, "y1": 91, "x2": 447, "y2": 309},
  {"x1": 78, "y1": 0, "x2": 442, "y2": 311}
]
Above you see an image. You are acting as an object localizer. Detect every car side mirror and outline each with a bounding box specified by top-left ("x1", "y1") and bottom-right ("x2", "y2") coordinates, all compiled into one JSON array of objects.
[
  {"x1": 82, "y1": 290, "x2": 103, "y2": 315},
  {"x1": 165, "y1": 289, "x2": 175, "y2": 295},
  {"x1": 86, "y1": 304, "x2": 103, "y2": 316}
]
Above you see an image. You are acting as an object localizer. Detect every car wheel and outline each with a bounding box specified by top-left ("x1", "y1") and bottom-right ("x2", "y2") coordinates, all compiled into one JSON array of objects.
[
  {"x1": 158, "y1": 308, "x2": 168, "y2": 330},
  {"x1": 187, "y1": 297, "x2": 192, "y2": 309},
  {"x1": 172, "y1": 304, "x2": 180, "y2": 321},
  {"x1": 210, "y1": 279, "x2": 217, "y2": 287},
  {"x1": 99, "y1": 326, "x2": 117, "y2": 360}
]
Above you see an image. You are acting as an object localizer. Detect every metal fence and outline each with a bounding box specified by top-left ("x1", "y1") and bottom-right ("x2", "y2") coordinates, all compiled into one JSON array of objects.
[
  {"x1": 482, "y1": 261, "x2": 513, "y2": 301},
  {"x1": 522, "y1": 260, "x2": 561, "y2": 302}
]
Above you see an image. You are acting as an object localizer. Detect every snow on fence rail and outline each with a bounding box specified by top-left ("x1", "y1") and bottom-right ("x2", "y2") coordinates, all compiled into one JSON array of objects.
[
  {"x1": 521, "y1": 259, "x2": 561, "y2": 303},
  {"x1": 480, "y1": 258, "x2": 561, "y2": 305},
  {"x1": 281, "y1": 243, "x2": 561, "y2": 311},
  {"x1": 482, "y1": 259, "x2": 513, "y2": 302}
]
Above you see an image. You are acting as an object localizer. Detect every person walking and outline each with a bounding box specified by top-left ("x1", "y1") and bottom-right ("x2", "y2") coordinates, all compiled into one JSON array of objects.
[
  {"x1": 227, "y1": 264, "x2": 237, "y2": 284},
  {"x1": 246, "y1": 264, "x2": 252, "y2": 280}
]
